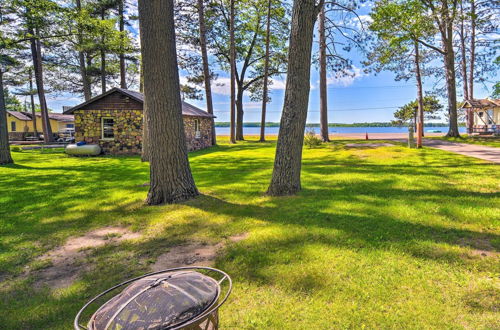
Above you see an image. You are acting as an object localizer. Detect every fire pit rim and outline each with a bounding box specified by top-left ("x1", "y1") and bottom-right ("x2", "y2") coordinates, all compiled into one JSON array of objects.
[{"x1": 74, "y1": 266, "x2": 232, "y2": 330}]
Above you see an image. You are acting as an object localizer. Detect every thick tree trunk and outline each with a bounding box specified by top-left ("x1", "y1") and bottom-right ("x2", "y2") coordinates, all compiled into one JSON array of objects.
[
  {"x1": 443, "y1": 25, "x2": 460, "y2": 138},
  {"x1": 29, "y1": 69, "x2": 37, "y2": 136},
  {"x1": 138, "y1": 0, "x2": 198, "y2": 205},
  {"x1": 236, "y1": 86, "x2": 244, "y2": 140},
  {"x1": 459, "y1": 3, "x2": 469, "y2": 101},
  {"x1": 30, "y1": 32, "x2": 53, "y2": 143},
  {"x1": 139, "y1": 60, "x2": 144, "y2": 93},
  {"x1": 101, "y1": 8, "x2": 107, "y2": 94},
  {"x1": 468, "y1": 0, "x2": 475, "y2": 100},
  {"x1": 260, "y1": 0, "x2": 272, "y2": 142},
  {"x1": 0, "y1": 71, "x2": 13, "y2": 165},
  {"x1": 141, "y1": 103, "x2": 149, "y2": 162},
  {"x1": 459, "y1": 3, "x2": 473, "y2": 134},
  {"x1": 267, "y1": 0, "x2": 320, "y2": 196},
  {"x1": 197, "y1": 0, "x2": 216, "y2": 145},
  {"x1": 119, "y1": 0, "x2": 127, "y2": 89},
  {"x1": 414, "y1": 41, "x2": 424, "y2": 147},
  {"x1": 79, "y1": 52, "x2": 91, "y2": 100},
  {"x1": 76, "y1": 0, "x2": 92, "y2": 100},
  {"x1": 318, "y1": 6, "x2": 329, "y2": 142},
  {"x1": 229, "y1": 0, "x2": 236, "y2": 144}
]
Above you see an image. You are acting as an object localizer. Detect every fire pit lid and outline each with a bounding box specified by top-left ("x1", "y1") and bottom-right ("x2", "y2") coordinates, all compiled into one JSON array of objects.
[{"x1": 88, "y1": 271, "x2": 220, "y2": 330}]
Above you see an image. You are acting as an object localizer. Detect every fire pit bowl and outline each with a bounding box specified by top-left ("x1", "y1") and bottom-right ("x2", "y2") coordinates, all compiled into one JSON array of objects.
[{"x1": 74, "y1": 267, "x2": 232, "y2": 330}]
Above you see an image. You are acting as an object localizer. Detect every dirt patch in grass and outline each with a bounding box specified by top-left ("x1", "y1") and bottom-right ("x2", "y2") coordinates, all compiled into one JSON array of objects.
[
  {"x1": 151, "y1": 233, "x2": 248, "y2": 272},
  {"x1": 30, "y1": 227, "x2": 142, "y2": 290},
  {"x1": 26, "y1": 230, "x2": 248, "y2": 290},
  {"x1": 458, "y1": 237, "x2": 499, "y2": 258}
]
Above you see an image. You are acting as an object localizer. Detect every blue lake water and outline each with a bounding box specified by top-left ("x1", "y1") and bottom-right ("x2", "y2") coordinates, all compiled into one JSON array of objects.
[{"x1": 215, "y1": 126, "x2": 466, "y2": 135}]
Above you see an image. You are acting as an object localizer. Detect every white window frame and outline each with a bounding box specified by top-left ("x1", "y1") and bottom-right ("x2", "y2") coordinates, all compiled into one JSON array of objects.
[
  {"x1": 101, "y1": 117, "x2": 115, "y2": 140},
  {"x1": 194, "y1": 119, "x2": 201, "y2": 139}
]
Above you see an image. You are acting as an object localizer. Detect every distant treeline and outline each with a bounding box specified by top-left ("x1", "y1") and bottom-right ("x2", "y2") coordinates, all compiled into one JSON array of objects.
[{"x1": 215, "y1": 122, "x2": 465, "y2": 127}]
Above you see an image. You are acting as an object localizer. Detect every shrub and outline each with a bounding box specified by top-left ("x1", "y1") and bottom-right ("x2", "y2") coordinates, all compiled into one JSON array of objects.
[
  {"x1": 304, "y1": 129, "x2": 322, "y2": 148},
  {"x1": 11, "y1": 146, "x2": 22, "y2": 152}
]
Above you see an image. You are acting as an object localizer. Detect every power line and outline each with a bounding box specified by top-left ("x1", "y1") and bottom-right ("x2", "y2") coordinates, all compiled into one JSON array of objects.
[
  {"x1": 328, "y1": 85, "x2": 414, "y2": 89},
  {"x1": 213, "y1": 106, "x2": 400, "y2": 113}
]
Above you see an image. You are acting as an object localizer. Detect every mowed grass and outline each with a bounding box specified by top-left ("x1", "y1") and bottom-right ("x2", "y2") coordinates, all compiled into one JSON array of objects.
[
  {"x1": 1, "y1": 137, "x2": 499, "y2": 329},
  {"x1": 428, "y1": 134, "x2": 500, "y2": 148}
]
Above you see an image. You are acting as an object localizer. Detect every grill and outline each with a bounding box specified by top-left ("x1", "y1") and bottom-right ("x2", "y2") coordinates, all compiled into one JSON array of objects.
[{"x1": 74, "y1": 267, "x2": 232, "y2": 330}]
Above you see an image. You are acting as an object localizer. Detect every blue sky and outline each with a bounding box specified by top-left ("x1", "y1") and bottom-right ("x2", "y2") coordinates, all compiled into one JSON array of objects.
[{"x1": 45, "y1": 3, "x2": 496, "y2": 124}]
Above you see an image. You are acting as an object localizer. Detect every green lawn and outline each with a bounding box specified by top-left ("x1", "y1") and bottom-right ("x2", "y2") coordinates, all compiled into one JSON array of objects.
[
  {"x1": 428, "y1": 135, "x2": 500, "y2": 148},
  {"x1": 1, "y1": 138, "x2": 499, "y2": 329}
]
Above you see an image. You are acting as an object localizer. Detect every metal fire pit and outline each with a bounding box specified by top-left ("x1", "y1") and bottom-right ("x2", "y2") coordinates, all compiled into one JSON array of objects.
[{"x1": 74, "y1": 267, "x2": 232, "y2": 330}]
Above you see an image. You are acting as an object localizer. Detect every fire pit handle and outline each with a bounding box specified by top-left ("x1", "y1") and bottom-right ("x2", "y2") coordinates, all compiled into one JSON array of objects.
[{"x1": 74, "y1": 266, "x2": 232, "y2": 330}]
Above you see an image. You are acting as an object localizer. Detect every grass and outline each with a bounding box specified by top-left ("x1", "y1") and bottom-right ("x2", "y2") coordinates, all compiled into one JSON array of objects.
[
  {"x1": 427, "y1": 134, "x2": 500, "y2": 148},
  {"x1": 1, "y1": 137, "x2": 499, "y2": 329}
]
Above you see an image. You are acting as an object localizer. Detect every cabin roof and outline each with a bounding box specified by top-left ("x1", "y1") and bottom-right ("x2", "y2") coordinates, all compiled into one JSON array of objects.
[
  {"x1": 461, "y1": 99, "x2": 500, "y2": 109},
  {"x1": 7, "y1": 111, "x2": 32, "y2": 121},
  {"x1": 37, "y1": 113, "x2": 75, "y2": 122},
  {"x1": 64, "y1": 87, "x2": 215, "y2": 118},
  {"x1": 6, "y1": 111, "x2": 74, "y2": 122}
]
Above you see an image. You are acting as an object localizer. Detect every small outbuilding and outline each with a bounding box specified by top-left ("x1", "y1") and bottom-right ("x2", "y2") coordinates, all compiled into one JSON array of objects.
[
  {"x1": 64, "y1": 88, "x2": 215, "y2": 155},
  {"x1": 7, "y1": 111, "x2": 74, "y2": 140},
  {"x1": 461, "y1": 98, "x2": 500, "y2": 135}
]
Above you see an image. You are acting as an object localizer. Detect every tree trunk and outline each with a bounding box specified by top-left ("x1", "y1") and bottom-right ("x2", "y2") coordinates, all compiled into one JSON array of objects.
[
  {"x1": 30, "y1": 31, "x2": 53, "y2": 143},
  {"x1": 138, "y1": 0, "x2": 198, "y2": 205},
  {"x1": 468, "y1": 0, "x2": 475, "y2": 100},
  {"x1": 229, "y1": 0, "x2": 236, "y2": 144},
  {"x1": 101, "y1": 54, "x2": 106, "y2": 93},
  {"x1": 443, "y1": 24, "x2": 460, "y2": 138},
  {"x1": 459, "y1": 2, "x2": 469, "y2": 101},
  {"x1": 267, "y1": 0, "x2": 320, "y2": 196},
  {"x1": 414, "y1": 41, "x2": 424, "y2": 147},
  {"x1": 197, "y1": 0, "x2": 216, "y2": 145},
  {"x1": 460, "y1": 2, "x2": 473, "y2": 134},
  {"x1": 260, "y1": 0, "x2": 272, "y2": 142},
  {"x1": 101, "y1": 8, "x2": 107, "y2": 94},
  {"x1": 0, "y1": 71, "x2": 13, "y2": 165},
  {"x1": 79, "y1": 52, "x2": 91, "y2": 100},
  {"x1": 119, "y1": 0, "x2": 127, "y2": 89},
  {"x1": 236, "y1": 85, "x2": 244, "y2": 140},
  {"x1": 29, "y1": 69, "x2": 37, "y2": 136},
  {"x1": 139, "y1": 59, "x2": 144, "y2": 93},
  {"x1": 141, "y1": 100, "x2": 149, "y2": 162},
  {"x1": 76, "y1": 0, "x2": 91, "y2": 100},
  {"x1": 318, "y1": 5, "x2": 329, "y2": 142}
]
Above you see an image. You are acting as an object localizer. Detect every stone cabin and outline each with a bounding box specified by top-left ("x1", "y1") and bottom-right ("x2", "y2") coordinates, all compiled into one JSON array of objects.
[{"x1": 64, "y1": 88, "x2": 215, "y2": 155}]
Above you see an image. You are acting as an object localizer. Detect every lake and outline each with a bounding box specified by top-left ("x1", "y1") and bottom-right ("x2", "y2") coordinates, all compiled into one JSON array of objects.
[{"x1": 215, "y1": 126, "x2": 466, "y2": 135}]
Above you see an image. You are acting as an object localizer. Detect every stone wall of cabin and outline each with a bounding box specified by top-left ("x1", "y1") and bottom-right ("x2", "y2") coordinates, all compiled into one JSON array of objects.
[
  {"x1": 184, "y1": 117, "x2": 213, "y2": 151},
  {"x1": 74, "y1": 109, "x2": 142, "y2": 155},
  {"x1": 74, "y1": 109, "x2": 212, "y2": 155}
]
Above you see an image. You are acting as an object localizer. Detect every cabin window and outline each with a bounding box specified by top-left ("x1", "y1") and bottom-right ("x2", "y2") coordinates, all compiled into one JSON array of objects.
[
  {"x1": 11, "y1": 121, "x2": 16, "y2": 132},
  {"x1": 194, "y1": 119, "x2": 201, "y2": 138},
  {"x1": 102, "y1": 118, "x2": 115, "y2": 139},
  {"x1": 66, "y1": 124, "x2": 74, "y2": 129}
]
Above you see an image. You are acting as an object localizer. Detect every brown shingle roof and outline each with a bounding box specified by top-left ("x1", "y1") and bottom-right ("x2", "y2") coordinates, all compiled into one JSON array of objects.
[
  {"x1": 7, "y1": 111, "x2": 74, "y2": 122},
  {"x1": 7, "y1": 111, "x2": 31, "y2": 121},
  {"x1": 64, "y1": 88, "x2": 215, "y2": 118},
  {"x1": 38, "y1": 113, "x2": 75, "y2": 122},
  {"x1": 462, "y1": 99, "x2": 500, "y2": 108}
]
